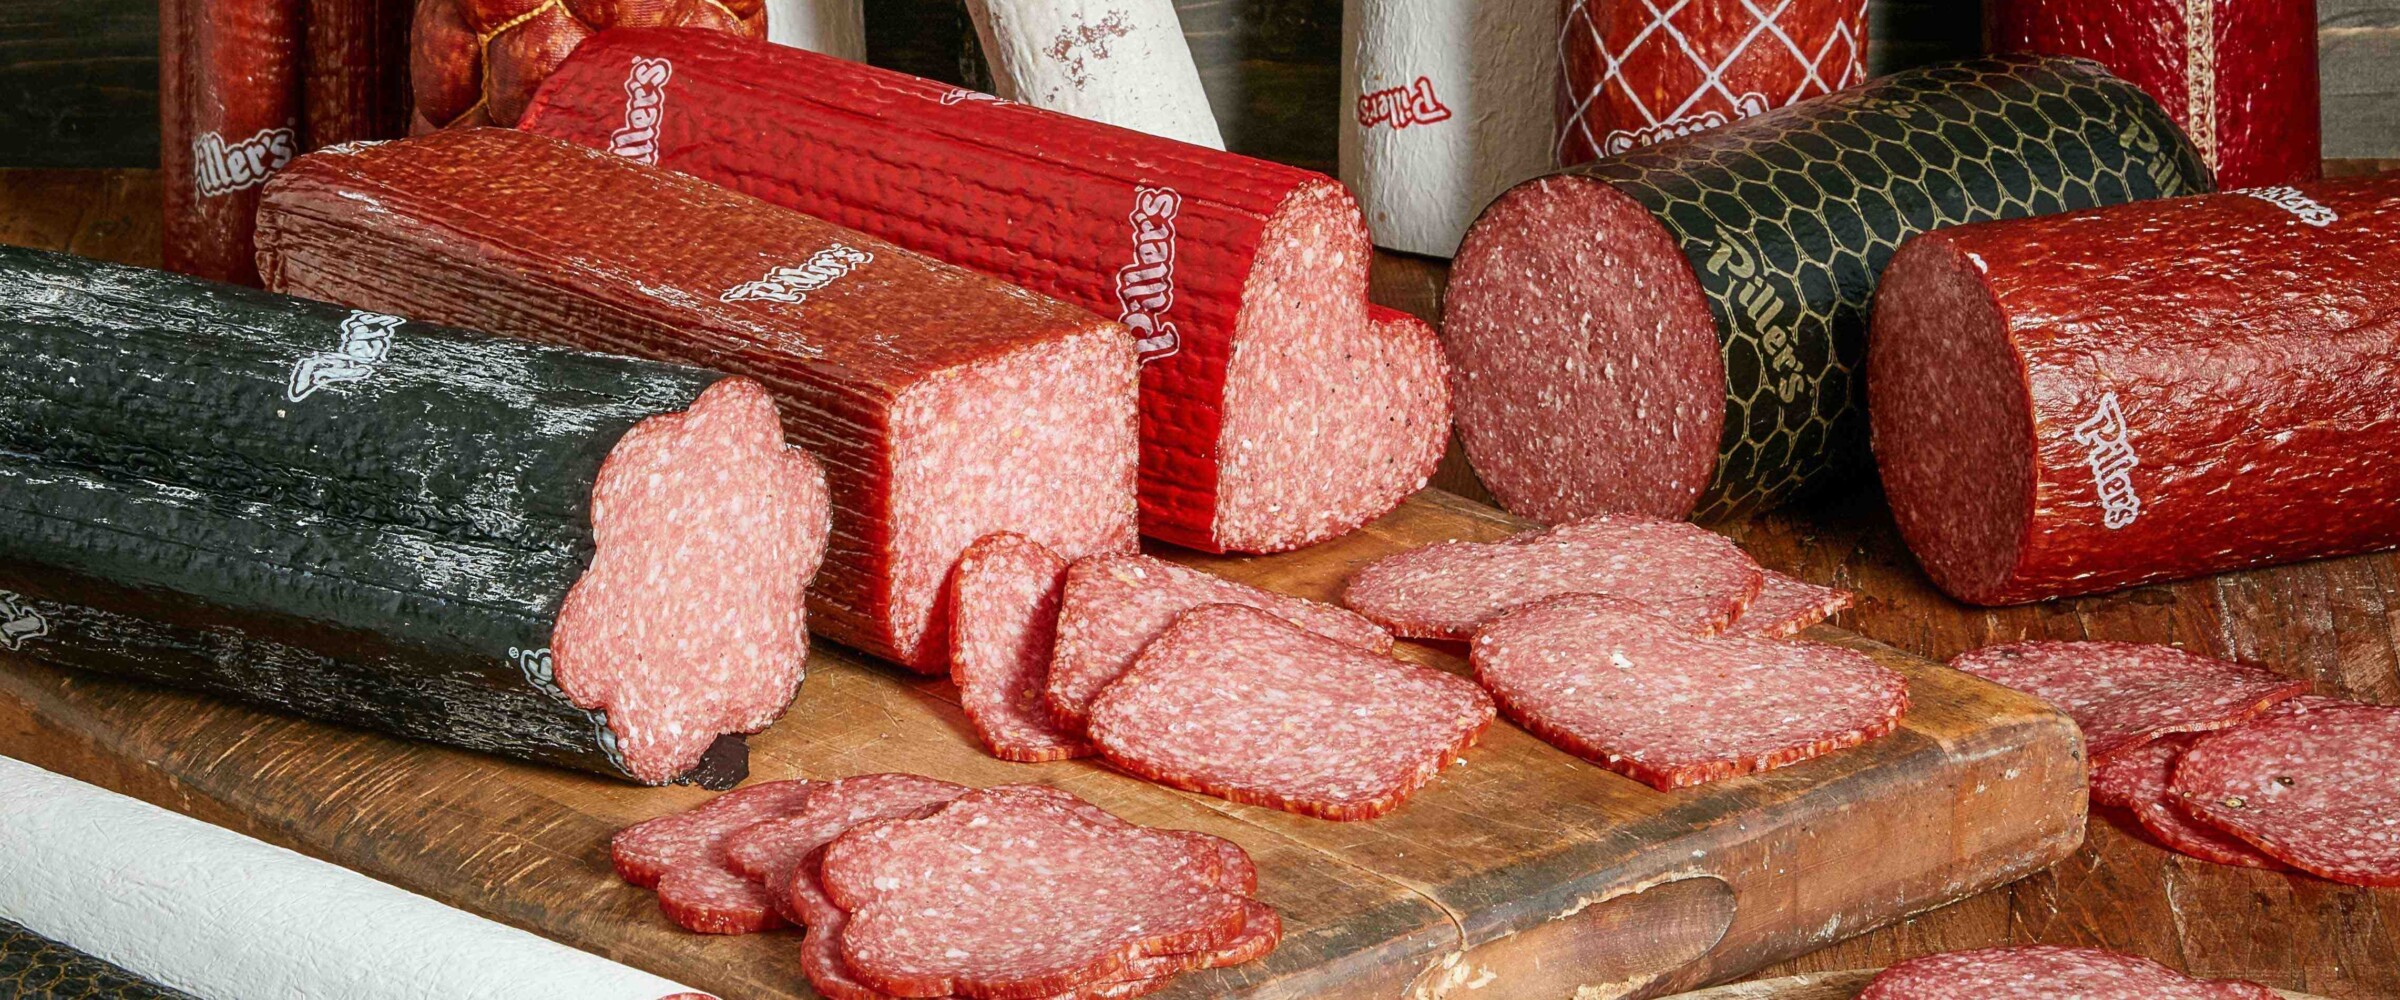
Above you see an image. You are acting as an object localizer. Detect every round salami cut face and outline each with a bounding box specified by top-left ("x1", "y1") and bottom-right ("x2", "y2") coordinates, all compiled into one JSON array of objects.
[
  {"x1": 2172, "y1": 700, "x2": 2400, "y2": 887},
  {"x1": 1046, "y1": 553, "x2": 1392, "y2": 727},
  {"x1": 719, "y1": 773, "x2": 968, "y2": 925},
  {"x1": 1948, "y1": 641, "x2": 2309, "y2": 760},
  {"x1": 2089, "y1": 736, "x2": 2288, "y2": 871},
  {"x1": 1086, "y1": 604, "x2": 1497, "y2": 821},
  {"x1": 1472, "y1": 594, "x2": 1909, "y2": 790},
  {"x1": 948, "y1": 533, "x2": 1091, "y2": 762},
  {"x1": 1724, "y1": 569, "x2": 1852, "y2": 638},
  {"x1": 1342, "y1": 514, "x2": 1766, "y2": 640},
  {"x1": 1857, "y1": 945, "x2": 2279, "y2": 1000},
  {"x1": 608, "y1": 778, "x2": 820, "y2": 934}
]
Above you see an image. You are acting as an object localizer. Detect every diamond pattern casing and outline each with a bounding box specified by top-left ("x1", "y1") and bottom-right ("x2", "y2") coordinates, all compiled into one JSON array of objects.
[
  {"x1": 1558, "y1": 0, "x2": 1868, "y2": 165},
  {"x1": 1566, "y1": 56, "x2": 2211, "y2": 519},
  {"x1": 0, "y1": 918, "x2": 202, "y2": 1000}
]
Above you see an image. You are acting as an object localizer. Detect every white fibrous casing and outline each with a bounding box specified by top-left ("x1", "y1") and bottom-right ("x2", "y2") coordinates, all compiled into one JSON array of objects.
[
  {"x1": 1340, "y1": 0, "x2": 1560, "y2": 257},
  {"x1": 0, "y1": 756, "x2": 711, "y2": 1000},
  {"x1": 764, "y1": 0, "x2": 866, "y2": 61},
  {"x1": 962, "y1": 0, "x2": 1226, "y2": 149}
]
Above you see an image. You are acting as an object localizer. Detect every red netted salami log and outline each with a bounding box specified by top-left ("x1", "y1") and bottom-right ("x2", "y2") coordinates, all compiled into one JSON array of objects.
[
  {"x1": 721, "y1": 772, "x2": 968, "y2": 924},
  {"x1": 1342, "y1": 514, "x2": 1765, "y2": 640},
  {"x1": 517, "y1": 28, "x2": 1445, "y2": 554},
  {"x1": 947, "y1": 533, "x2": 1091, "y2": 762},
  {"x1": 1557, "y1": 0, "x2": 1866, "y2": 164},
  {"x1": 408, "y1": 0, "x2": 762, "y2": 131},
  {"x1": 1870, "y1": 177, "x2": 2400, "y2": 606},
  {"x1": 1987, "y1": 0, "x2": 2319, "y2": 188},
  {"x1": 302, "y1": 0, "x2": 411, "y2": 148},
  {"x1": 1857, "y1": 946, "x2": 2278, "y2": 1000},
  {"x1": 610, "y1": 779, "x2": 821, "y2": 933},
  {"x1": 1947, "y1": 641, "x2": 2307, "y2": 760},
  {"x1": 1045, "y1": 553, "x2": 1392, "y2": 728},
  {"x1": 1087, "y1": 604, "x2": 1495, "y2": 821},
  {"x1": 2089, "y1": 735, "x2": 2288, "y2": 871},
  {"x1": 1472, "y1": 594, "x2": 1908, "y2": 790},
  {"x1": 1725, "y1": 570, "x2": 1852, "y2": 639},
  {"x1": 2172, "y1": 701, "x2": 2400, "y2": 887},
  {"x1": 254, "y1": 128, "x2": 1139, "y2": 673},
  {"x1": 161, "y1": 0, "x2": 301, "y2": 286}
]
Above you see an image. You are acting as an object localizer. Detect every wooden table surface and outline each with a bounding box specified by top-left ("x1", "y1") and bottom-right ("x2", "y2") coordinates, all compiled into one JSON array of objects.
[{"x1": 2, "y1": 167, "x2": 2395, "y2": 999}]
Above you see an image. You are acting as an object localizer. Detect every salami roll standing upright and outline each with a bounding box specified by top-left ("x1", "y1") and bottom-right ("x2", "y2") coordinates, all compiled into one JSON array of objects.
[
  {"x1": 406, "y1": 0, "x2": 765, "y2": 132},
  {"x1": 1870, "y1": 177, "x2": 2400, "y2": 605},
  {"x1": 766, "y1": 0, "x2": 866, "y2": 60},
  {"x1": 1339, "y1": 0, "x2": 1559, "y2": 257},
  {"x1": 160, "y1": 0, "x2": 302, "y2": 286},
  {"x1": 303, "y1": 0, "x2": 413, "y2": 148},
  {"x1": 1557, "y1": 0, "x2": 1867, "y2": 166},
  {"x1": 255, "y1": 128, "x2": 1139, "y2": 673},
  {"x1": 961, "y1": 0, "x2": 1223, "y2": 148},
  {"x1": 522, "y1": 29, "x2": 1441, "y2": 554},
  {"x1": 1444, "y1": 57, "x2": 2211, "y2": 524},
  {"x1": 1987, "y1": 0, "x2": 2320, "y2": 189}
]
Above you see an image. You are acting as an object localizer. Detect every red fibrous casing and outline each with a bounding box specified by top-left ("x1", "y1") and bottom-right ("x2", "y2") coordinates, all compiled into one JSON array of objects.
[
  {"x1": 161, "y1": 0, "x2": 303, "y2": 286},
  {"x1": 1558, "y1": 0, "x2": 1867, "y2": 165},
  {"x1": 407, "y1": 0, "x2": 765, "y2": 132}
]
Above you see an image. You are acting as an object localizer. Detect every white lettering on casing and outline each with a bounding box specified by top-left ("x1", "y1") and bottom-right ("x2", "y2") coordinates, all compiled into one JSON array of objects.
[
  {"x1": 2238, "y1": 186, "x2": 2339, "y2": 228},
  {"x1": 1116, "y1": 186, "x2": 1183, "y2": 363},
  {"x1": 722, "y1": 243, "x2": 875, "y2": 304},
  {"x1": 192, "y1": 127, "x2": 298, "y2": 197},
  {"x1": 2071, "y1": 392, "x2": 2142, "y2": 530},
  {"x1": 1604, "y1": 93, "x2": 1769, "y2": 156},
  {"x1": 608, "y1": 57, "x2": 676, "y2": 165},
  {"x1": 0, "y1": 590, "x2": 47, "y2": 651},
  {"x1": 287, "y1": 311, "x2": 405, "y2": 401}
]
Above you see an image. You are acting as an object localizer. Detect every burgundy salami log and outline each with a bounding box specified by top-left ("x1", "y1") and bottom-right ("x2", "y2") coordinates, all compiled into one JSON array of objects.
[
  {"x1": 303, "y1": 0, "x2": 412, "y2": 148},
  {"x1": 720, "y1": 772, "x2": 968, "y2": 924},
  {"x1": 1857, "y1": 946, "x2": 2278, "y2": 1000},
  {"x1": 947, "y1": 533, "x2": 1091, "y2": 763},
  {"x1": 1947, "y1": 642, "x2": 2307, "y2": 760},
  {"x1": 1725, "y1": 570, "x2": 1851, "y2": 639},
  {"x1": 1471, "y1": 594, "x2": 1908, "y2": 790},
  {"x1": 517, "y1": 28, "x2": 1448, "y2": 554},
  {"x1": 161, "y1": 0, "x2": 302, "y2": 286},
  {"x1": 1446, "y1": 57, "x2": 2210, "y2": 524},
  {"x1": 610, "y1": 779, "x2": 821, "y2": 933},
  {"x1": 2172, "y1": 701, "x2": 2400, "y2": 887},
  {"x1": 2089, "y1": 735, "x2": 2288, "y2": 871},
  {"x1": 1987, "y1": 0, "x2": 2320, "y2": 188},
  {"x1": 1871, "y1": 176, "x2": 2400, "y2": 605},
  {"x1": 1086, "y1": 604, "x2": 1495, "y2": 821},
  {"x1": 407, "y1": 0, "x2": 764, "y2": 132},
  {"x1": 254, "y1": 128, "x2": 1140, "y2": 673},
  {"x1": 1557, "y1": 0, "x2": 1866, "y2": 164}
]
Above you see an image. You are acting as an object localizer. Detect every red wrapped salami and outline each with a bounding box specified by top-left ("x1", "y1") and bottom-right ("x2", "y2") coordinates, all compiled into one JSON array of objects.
[
  {"x1": 1987, "y1": 0, "x2": 2320, "y2": 188},
  {"x1": 1557, "y1": 0, "x2": 1866, "y2": 165},
  {"x1": 160, "y1": 0, "x2": 302, "y2": 286},
  {"x1": 1871, "y1": 177, "x2": 2400, "y2": 605},
  {"x1": 408, "y1": 0, "x2": 763, "y2": 132}
]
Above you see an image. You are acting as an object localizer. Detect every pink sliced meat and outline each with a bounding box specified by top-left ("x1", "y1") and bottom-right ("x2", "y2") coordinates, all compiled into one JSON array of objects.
[
  {"x1": 2089, "y1": 736, "x2": 2289, "y2": 871},
  {"x1": 1725, "y1": 570, "x2": 1852, "y2": 638},
  {"x1": 719, "y1": 773, "x2": 970, "y2": 925},
  {"x1": 1086, "y1": 604, "x2": 1496, "y2": 821},
  {"x1": 1471, "y1": 594, "x2": 1909, "y2": 790},
  {"x1": 608, "y1": 778, "x2": 820, "y2": 934},
  {"x1": 2172, "y1": 700, "x2": 2400, "y2": 887},
  {"x1": 820, "y1": 785, "x2": 1255, "y2": 999},
  {"x1": 1948, "y1": 641, "x2": 2310, "y2": 760},
  {"x1": 948, "y1": 533, "x2": 1092, "y2": 762},
  {"x1": 1341, "y1": 513, "x2": 1767, "y2": 640},
  {"x1": 1044, "y1": 553, "x2": 1392, "y2": 728},
  {"x1": 1857, "y1": 945, "x2": 2280, "y2": 1000}
]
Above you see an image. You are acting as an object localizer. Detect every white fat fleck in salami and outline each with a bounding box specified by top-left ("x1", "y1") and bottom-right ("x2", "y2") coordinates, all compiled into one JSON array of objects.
[
  {"x1": 1856, "y1": 945, "x2": 2280, "y2": 1000},
  {"x1": 1045, "y1": 552, "x2": 1392, "y2": 727},
  {"x1": 2089, "y1": 735, "x2": 2288, "y2": 871},
  {"x1": 608, "y1": 779, "x2": 820, "y2": 935},
  {"x1": 962, "y1": 0, "x2": 1224, "y2": 148},
  {"x1": 1471, "y1": 594, "x2": 1908, "y2": 790},
  {"x1": 551, "y1": 378, "x2": 829, "y2": 785},
  {"x1": 2171, "y1": 700, "x2": 2400, "y2": 887},
  {"x1": 764, "y1": 0, "x2": 866, "y2": 60},
  {"x1": 1724, "y1": 569, "x2": 1852, "y2": 638},
  {"x1": 1947, "y1": 641, "x2": 2309, "y2": 760},
  {"x1": 1342, "y1": 513, "x2": 1766, "y2": 640},
  {"x1": 719, "y1": 773, "x2": 968, "y2": 925},
  {"x1": 1087, "y1": 604, "x2": 1496, "y2": 821},
  {"x1": 947, "y1": 533, "x2": 1092, "y2": 762}
]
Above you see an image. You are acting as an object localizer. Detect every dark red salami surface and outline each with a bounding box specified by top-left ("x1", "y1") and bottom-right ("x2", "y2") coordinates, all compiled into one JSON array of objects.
[
  {"x1": 610, "y1": 779, "x2": 820, "y2": 934},
  {"x1": 1947, "y1": 641, "x2": 2307, "y2": 760},
  {"x1": 1472, "y1": 594, "x2": 1908, "y2": 790},
  {"x1": 1086, "y1": 604, "x2": 1495, "y2": 821},
  {"x1": 1871, "y1": 176, "x2": 2400, "y2": 606},
  {"x1": 2172, "y1": 701, "x2": 2400, "y2": 887},
  {"x1": 720, "y1": 772, "x2": 967, "y2": 925},
  {"x1": 1557, "y1": 0, "x2": 1867, "y2": 165},
  {"x1": 1857, "y1": 946, "x2": 2278, "y2": 1000},
  {"x1": 161, "y1": 0, "x2": 302, "y2": 285},
  {"x1": 2089, "y1": 735, "x2": 2288, "y2": 871},
  {"x1": 947, "y1": 533, "x2": 1090, "y2": 763},
  {"x1": 1725, "y1": 570, "x2": 1852, "y2": 639}
]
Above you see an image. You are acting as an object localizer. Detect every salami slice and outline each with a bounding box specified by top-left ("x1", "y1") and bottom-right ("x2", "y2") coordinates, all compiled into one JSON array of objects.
[
  {"x1": 1342, "y1": 514, "x2": 1766, "y2": 640},
  {"x1": 1045, "y1": 553, "x2": 1392, "y2": 728},
  {"x1": 1472, "y1": 594, "x2": 1909, "y2": 790},
  {"x1": 609, "y1": 779, "x2": 820, "y2": 934},
  {"x1": 2089, "y1": 736, "x2": 2288, "y2": 871},
  {"x1": 948, "y1": 533, "x2": 1091, "y2": 762},
  {"x1": 1859, "y1": 946, "x2": 2277, "y2": 999},
  {"x1": 1948, "y1": 641, "x2": 2308, "y2": 760},
  {"x1": 1725, "y1": 570, "x2": 1852, "y2": 639},
  {"x1": 719, "y1": 772, "x2": 968, "y2": 925},
  {"x1": 1086, "y1": 604, "x2": 1496, "y2": 821},
  {"x1": 2172, "y1": 701, "x2": 2400, "y2": 887}
]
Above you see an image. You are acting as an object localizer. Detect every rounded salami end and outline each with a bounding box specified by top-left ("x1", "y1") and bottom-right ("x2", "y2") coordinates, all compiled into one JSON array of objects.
[
  {"x1": 1443, "y1": 174, "x2": 1723, "y2": 523},
  {"x1": 1858, "y1": 946, "x2": 2280, "y2": 1000},
  {"x1": 2172, "y1": 701, "x2": 2400, "y2": 887}
]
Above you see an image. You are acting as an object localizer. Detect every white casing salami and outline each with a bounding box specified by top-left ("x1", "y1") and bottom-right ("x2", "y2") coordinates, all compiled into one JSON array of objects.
[
  {"x1": 962, "y1": 0, "x2": 1225, "y2": 149},
  {"x1": 1339, "y1": 0, "x2": 1558, "y2": 256},
  {"x1": 0, "y1": 756, "x2": 709, "y2": 1000},
  {"x1": 765, "y1": 0, "x2": 865, "y2": 60}
]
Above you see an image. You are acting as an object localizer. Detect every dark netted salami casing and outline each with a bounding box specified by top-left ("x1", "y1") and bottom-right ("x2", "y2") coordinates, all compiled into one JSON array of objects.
[{"x1": 1445, "y1": 56, "x2": 2211, "y2": 524}]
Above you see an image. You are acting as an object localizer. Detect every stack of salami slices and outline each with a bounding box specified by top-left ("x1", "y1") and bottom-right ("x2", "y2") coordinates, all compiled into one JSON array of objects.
[
  {"x1": 612, "y1": 776, "x2": 1281, "y2": 997},
  {"x1": 1857, "y1": 945, "x2": 2277, "y2": 998},
  {"x1": 1953, "y1": 641, "x2": 2399, "y2": 886}
]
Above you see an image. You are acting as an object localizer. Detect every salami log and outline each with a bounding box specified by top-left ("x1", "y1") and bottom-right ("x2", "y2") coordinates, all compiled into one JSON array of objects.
[
  {"x1": 160, "y1": 0, "x2": 302, "y2": 286},
  {"x1": 519, "y1": 29, "x2": 1441, "y2": 554},
  {"x1": 1871, "y1": 177, "x2": 2400, "y2": 605},
  {"x1": 1857, "y1": 946, "x2": 2277, "y2": 1000},
  {"x1": 1947, "y1": 642, "x2": 2307, "y2": 760},
  {"x1": 0, "y1": 245, "x2": 827, "y2": 787},
  {"x1": 1445, "y1": 56, "x2": 2211, "y2": 523},
  {"x1": 303, "y1": 0, "x2": 412, "y2": 149},
  {"x1": 1987, "y1": 0, "x2": 2319, "y2": 189},
  {"x1": 2172, "y1": 701, "x2": 2400, "y2": 887},
  {"x1": 0, "y1": 917, "x2": 204, "y2": 1000},
  {"x1": 961, "y1": 0, "x2": 1223, "y2": 148},
  {"x1": 1557, "y1": 0, "x2": 1866, "y2": 166},
  {"x1": 254, "y1": 128, "x2": 1139, "y2": 673},
  {"x1": 407, "y1": 0, "x2": 765, "y2": 132}
]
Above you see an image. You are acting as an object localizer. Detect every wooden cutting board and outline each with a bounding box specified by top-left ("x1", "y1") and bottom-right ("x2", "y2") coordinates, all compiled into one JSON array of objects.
[
  {"x1": 1661, "y1": 970, "x2": 2330, "y2": 999},
  {"x1": 0, "y1": 490, "x2": 2084, "y2": 1000}
]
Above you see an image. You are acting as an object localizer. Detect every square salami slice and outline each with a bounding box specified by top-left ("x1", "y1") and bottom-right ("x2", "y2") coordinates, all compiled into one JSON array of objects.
[
  {"x1": 1856, "y1": 945, "x2": 2279, "y2": 999},
  {"x1": 2171, "y1": 700, "x2": 2400, "y2": 887},
  {"x1": 1341, "y1": 513, "x2": 1767, "y2": 640},
  {"x1": 608, "y1": 778, "x2": 820, "y2": 934},
  {"x1": 719, "y1": 773, "x2": 969, "y2": 925},
  {"x1": 1948, "y1": 641, "x2": 2309, "y2": 760},
  {"x1": 1472, "y1": 594, "x2": 1909, "y2": 790},
  {"x1": 1045, "y1": 553, "x2": 1392, "y2": 728},
  {"x1": 2089, "y1": 736, "x2": 2289, "y2": 871},
  {"x1": 1724, "y1": 570, "x2": 1853, "y2": 638},
  {"x1": 948, "y1": 533, "x2": 1092, "y2": 762},
  {"x1": 1086, "y1": 604, "x2": 1495, "y2": 821}
]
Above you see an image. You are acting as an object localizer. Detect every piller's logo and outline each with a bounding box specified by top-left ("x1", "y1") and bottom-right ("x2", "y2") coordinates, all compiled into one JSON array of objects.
[
  {"x1": 0, "y1": 590, "x2": 47, "y2": 651},
  {"x1": 1701, "y1": 239, "x2": 1805, "y2": 403},
  {"x1": 287, "y1": 311, "x2": 405, "y2": 402},
  {"x1": 722, "y1": 243, "x2": 875, "y2": 304},
  {"x1": 1604, "y1": 93, "x2": 1768, "y2": 156},
  {"x1": 608, "y1": 57, "x2": 675, "y2": 165},
  {"x1": 1116, "y1": 186, "x2": 1183, "y2": 363},
  {"x1": 2239, "y1": 186, "x2": 2339, "y2": 228},
  {"x1": 192, "y1": 127, "x2": 298, "y2": 198},
  {"x1": 2072, "y1": 391, "x2": 2142, "y2": 530},
  {"x1": 1356, "y1": 77, "x2": 1453, "y2": 130},
  {"x1": 938, "y1": 88, "x2": 1011, "y2": 107}
]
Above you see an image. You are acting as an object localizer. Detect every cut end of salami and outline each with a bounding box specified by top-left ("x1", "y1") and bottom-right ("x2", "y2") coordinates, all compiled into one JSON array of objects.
[
  {"x1": 1857, "y1": 945, "x2": 2280, "y2": 1000},
  {"x1": 1725, "y1": 570, "x2": 1853, "y2": 638},
  {"x1": 948, "y1": 532, "x2": 1092, "y2": 762},
  {"x1": 551, "y1": 377, "x2": 828, "y2": 785},
  {"x1": 1087, "y1": 603, "x2": 1495, "y2": 821},
  {"x1": 1443, "y1": 174, "x2": 1723, "y2": 523},
  {"x1": 1948, "y1": 641, "x2": 2309, "y2": 760},
  {"x1": 2172, "y1": 701, "x2": 2400, "y2": 887}
]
